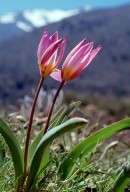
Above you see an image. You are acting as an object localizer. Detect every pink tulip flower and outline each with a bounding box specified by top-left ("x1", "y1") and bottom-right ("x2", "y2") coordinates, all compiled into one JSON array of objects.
[
  {"x1": 51, "y1": 38, "x2": 101, "y2": 82},
  {"x1": 37, "y1": 30, "x2": 66, "y2": 78}
]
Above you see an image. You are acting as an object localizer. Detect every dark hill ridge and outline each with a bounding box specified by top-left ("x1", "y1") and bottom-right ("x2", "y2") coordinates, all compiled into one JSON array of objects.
[{"x1": 0, "y1": 4, "x2": 130, "y2": 105}]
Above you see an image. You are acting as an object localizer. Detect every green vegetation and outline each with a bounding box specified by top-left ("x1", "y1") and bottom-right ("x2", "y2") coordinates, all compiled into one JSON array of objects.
[{"x1": 1, "y1": 96, "x2": 130, "y2": 191}]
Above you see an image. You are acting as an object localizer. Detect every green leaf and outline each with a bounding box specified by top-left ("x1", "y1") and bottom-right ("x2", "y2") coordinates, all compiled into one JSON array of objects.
[
  {"x1": 25, "y1": 117, "x2": 87, "y2": 191},
  {"x1": 28, "y1": 106, "x2": 65, "y2": 164},
  {"x1": 49, "y1": 106, "x2": 65, "y2": 128},
  {"x1": 28, "y1": 102, "x2": 81, "y2": 173},
  {"x1": 0, "y1": 118, "x2": 23, "y2": 184},
  {"x1": 112, "y1": 164, "x2": 130, "y2": 192},
  {"x1": 58, "y1": 118, "x2": 130, "y2": 179},
  {"x1": 49, "y1": 101, "x2": 81, "y2": 129},
  {"x1": 28, "y1": 130, "x2": 42, "y2": 164},
  {"x1": 28, "y1": 131, "x2": 50, "y2": 177},
  {"x1": 37, "y1": 145, "x2": 50, "y2": 175}
]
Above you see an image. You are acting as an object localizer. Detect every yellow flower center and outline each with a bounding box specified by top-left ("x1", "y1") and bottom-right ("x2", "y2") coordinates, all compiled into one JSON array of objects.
[
  {"x1": 40, "y1": 63, "x2": 54, "y2": 78},
  {"x1": 62, "y1": 66, "x2": 75, "y2": 81}
]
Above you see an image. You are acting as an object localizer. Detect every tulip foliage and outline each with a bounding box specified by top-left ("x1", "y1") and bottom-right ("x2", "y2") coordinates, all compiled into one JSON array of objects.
[{"x1": 0, "y1": 30, "x2": 129, "y2": 192}]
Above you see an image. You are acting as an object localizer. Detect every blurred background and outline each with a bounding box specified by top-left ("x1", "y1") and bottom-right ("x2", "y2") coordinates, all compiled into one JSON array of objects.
[{"x1": 0, "y1": 0, "x2": 130, "y2": 114}]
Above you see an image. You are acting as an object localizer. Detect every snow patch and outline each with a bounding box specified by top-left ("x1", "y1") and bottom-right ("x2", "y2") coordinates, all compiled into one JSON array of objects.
[
  {"x1": 84, "y1": 5, "x2": 92, "y2": 11},
  {"x1": 16, "y1": 21, "x2": 33, "y2": 32},
  {"x1": 0, "y1": 12, "x2": 16, "y2": 23},
  {"x1": 23, "y1": 9, "x2": 80, "y2": 27},
  {"x1": 0, "y1": 7, "x2": 92, "y2": 33}
]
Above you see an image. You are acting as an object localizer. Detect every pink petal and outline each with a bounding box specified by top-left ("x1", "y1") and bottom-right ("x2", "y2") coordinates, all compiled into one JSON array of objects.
[
  {"x1": 80, "y1": 45, "x2": 101, "y2": 70},
  {"x1": 70, "y1": 45, "x2": 102, "y2": 79},
  {"x1": 41, "y1": 38, "x2": 64, "y2": 65},
  {"x1": 55, "y1": 36, "x2": 67, "y2": 67},
  {"x1": 49, "y1": 31, "x2": 58, "y2": 44},
  {"x1": 46, "y1": 37, "x2": 66, "y2": 70},
  {"x1": 45, "y1": 52, "x2": 56, "y2": 67},
  {"x1": 66, "y1": 42, "x2": 93, "y2": 70},
  {"x1": 86, "y1": 45, "x2": 102, "y2": 66},
  {"x1": 62, "y1": 38, "x2": 86, "y2": 69},
  {"x1": 50, "y1": 69, "x2": 62, "y2": 82},
  {"x1": 61, "y1": 41, "x2": 93, "y2": 81},
  {"x1": 37, "y1": 30, "x2": 49, "y2": 62}
]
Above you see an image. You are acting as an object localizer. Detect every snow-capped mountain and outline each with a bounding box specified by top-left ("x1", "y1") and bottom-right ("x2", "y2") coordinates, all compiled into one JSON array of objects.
[
  {"x1": 1, "y1": 4, "x2": 130, "y2": 104},
  {"x1": 0, "y1": 6, "x2": 91, "y2": 41}
]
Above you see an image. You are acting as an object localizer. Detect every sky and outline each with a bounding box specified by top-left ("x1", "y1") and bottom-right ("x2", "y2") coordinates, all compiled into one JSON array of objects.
[{"x1": 0, "y1": 0, "x2": 130, "y2": 15}]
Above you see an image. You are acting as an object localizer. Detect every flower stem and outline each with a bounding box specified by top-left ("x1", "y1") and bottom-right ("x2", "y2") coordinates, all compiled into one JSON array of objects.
[
  {"x1": 24, "y1": 77, "x2": 44, "y2": 174},
  {"x1": 43, "y1": 81, "x2": 65, "y2": 136}
]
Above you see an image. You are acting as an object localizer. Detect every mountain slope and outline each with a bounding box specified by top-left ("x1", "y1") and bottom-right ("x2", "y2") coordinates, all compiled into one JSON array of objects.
[
  {"x1": 0, "y1": 4, "x2": 130, "y2": 104},
  {"x1": 0, "y1": 7, "x2": 91, "y2": 41}
]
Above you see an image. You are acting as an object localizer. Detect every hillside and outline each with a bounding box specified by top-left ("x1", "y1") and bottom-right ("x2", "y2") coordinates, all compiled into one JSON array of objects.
[
  {"x1": 0, "y1": 8, "x2": 84, "y2": 41},
  {"x1": 0, "y1": 4, "x2": 130, "y2": 105}
]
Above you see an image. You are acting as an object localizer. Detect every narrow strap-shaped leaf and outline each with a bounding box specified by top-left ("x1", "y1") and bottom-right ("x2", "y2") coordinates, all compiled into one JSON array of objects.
[
  {"x1": 28, "y1": 130, "x2": 42, "y2": 164},
  {"x1": 28, "y1": 102, "x2": 81, "y2": 167},
  {"x1": 37, "y1": 145, "x2": 50, "y2": 175},
  {"x1": 25, "y1": 117, "x2": 88, "y2": 191},
  {"x1": 112, "y1": 164, "x2": 130, "y2": 192},
  {"x1": 28, "y1": 131, "x2": 50, "y2": 175},
  {"x1": 0, "y1": 118, "x2": 23, "y2": 184},
  {"x1": 58, "y1": 118, "x2": 130, "y2": 179},
  {"x1": 49, "y1": 101, "x2": 81, "y2": 129},
  {"x1": 28, "y1": 107, "x2": 65, "y2": 164},
  {"x1": 49, "y1": 106, "x2": 65, "y2": 128}
]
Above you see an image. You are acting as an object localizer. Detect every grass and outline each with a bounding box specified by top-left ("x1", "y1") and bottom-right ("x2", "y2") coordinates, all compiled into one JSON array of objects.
[
  {"x1": 0, "y1": 121, "x2": 130, "y2": 191},
  {"x1": 1, "y1": 93, "x2": 130, "y2": 191},
  {"x1": 0, "y1": 136, "x2": 15, "y2": 191}
]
